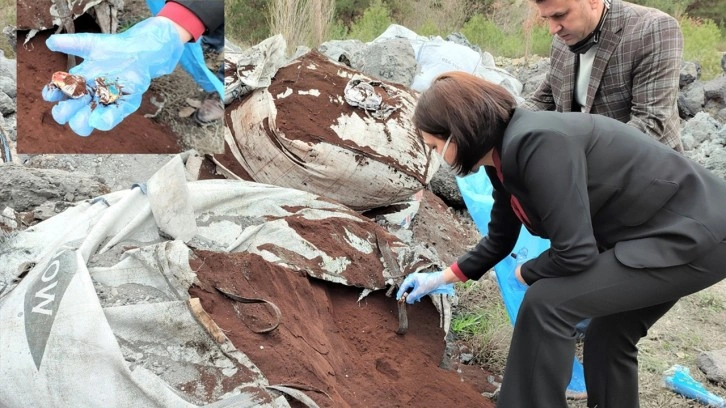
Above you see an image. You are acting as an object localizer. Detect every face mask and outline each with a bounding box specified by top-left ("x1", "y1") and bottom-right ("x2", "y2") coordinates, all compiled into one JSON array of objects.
[
  {"x1": 439, "y1": 135, "x2": 453, "y2": 160},
  {"x1": 568, "y1": 0, "x2": 611, "y2": 54}
]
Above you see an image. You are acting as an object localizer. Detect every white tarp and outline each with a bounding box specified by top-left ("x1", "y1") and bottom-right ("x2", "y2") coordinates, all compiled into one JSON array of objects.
[
  {"x1": 372, "y1": 24, "x2": 524, "y2": 96},
  {"x1": 0, "y1": 156, "x2": 445, "y2": 407}
]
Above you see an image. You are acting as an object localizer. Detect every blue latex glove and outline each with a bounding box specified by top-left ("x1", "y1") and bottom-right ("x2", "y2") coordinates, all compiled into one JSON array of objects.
[
  {"x1": 41, "y1": 17, "x2": 185, "y2": 136},
  {"x1": 396, "y1": 271, "x2": 455, "y2": 304}
]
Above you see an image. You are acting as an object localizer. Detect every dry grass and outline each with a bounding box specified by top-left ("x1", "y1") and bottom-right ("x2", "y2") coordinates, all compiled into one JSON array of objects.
[
  {"x1": 0, "y1": 0, "x2": 15, "y2": 58},
  {"x1": 456, "y1": 275, "x2": 726, "y2": 407},
  {"x1": 395, "y1": 0, "x2": 470, "y2": 36},
  {"x1": 269, "y1": 0, "x2": 335, "y2": 54},
  {"x1": 455, "y1": 273, "x2": 513, "y2": 374}
]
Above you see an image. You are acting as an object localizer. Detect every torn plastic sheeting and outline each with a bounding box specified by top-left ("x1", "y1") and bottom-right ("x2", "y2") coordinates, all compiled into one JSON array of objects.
[
  {"x1": 1, "y1": 175, "x2": 438, "y2": 296},
  {"x1": 372, "y1": 24, "x2": 523, "y2": 96},
  {"x1": 0, "y1": 156, "x2": 452, "y2": 406},
  {"x1": 223, "y1": 50, "x2": 438, "y2": 211},
  {"x1": 223, "y1": 34, "x2": 288, "y2": 105},
  {"x1": 0, "y1": 243, "x2": 289, "y2": 407},
  {"x1": 344, "y1": 77, "x2": 400, "y2": 120}
]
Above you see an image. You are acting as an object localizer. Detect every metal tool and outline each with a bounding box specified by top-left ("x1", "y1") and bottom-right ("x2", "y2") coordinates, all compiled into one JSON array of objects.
[{"x1": 375, "y1": 231, "x2": 409, "y2": 335}]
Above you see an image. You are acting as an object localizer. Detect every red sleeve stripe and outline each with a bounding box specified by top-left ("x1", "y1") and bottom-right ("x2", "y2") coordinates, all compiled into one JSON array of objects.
[{"x1": 157, "y1": 1, "x2": 206, "y2": 41}]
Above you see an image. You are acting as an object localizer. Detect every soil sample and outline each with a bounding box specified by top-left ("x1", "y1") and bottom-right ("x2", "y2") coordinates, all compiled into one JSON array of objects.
[{"x1": 15, "y1": 16, "x2": 182, "y2": 154}]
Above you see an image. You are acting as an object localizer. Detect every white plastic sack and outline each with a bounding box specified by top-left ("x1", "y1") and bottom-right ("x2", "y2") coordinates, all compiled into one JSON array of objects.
[
  {"x1": 223, "y1": 50, "x2": 438, "y2": 211},
  {"x1": 372, "y1": 24, "x2": 523, "y2": 95}
]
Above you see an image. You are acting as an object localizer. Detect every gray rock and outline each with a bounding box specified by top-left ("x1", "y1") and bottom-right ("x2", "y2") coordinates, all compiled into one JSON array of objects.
[
  {"x1": 289, "y1": 45, "x2": 311, "y2": 62},
  {"x1": 0, "y1": 77, "x2": 15, "y2": 99},
  {"x1": 681, "y1": 112, "x2": 721, "y2": 150},
  {"x1": 678, "y1": 81, "x2": 705, "y2": 119},
  {"x1": 0, "y1": 92, "x2": 14, "y2": 116},
  {"x1": 429, "y1": 163, "x2": 465, "y2": 208},
  {"x1": 317, "y1": 39, "x2": 366, "y2": 67},
  {"x1": 721, "y1": 52, "x2": 726, "y2": 74},
  {"x1": 697, "y1": 349, "x2": 726, "y2": 384},
  {"x1": 703, "y1": 148, "x2": 726, "y2": 180},
  {"x1": 353, "y1": 38, "x2": 418, "y2": 87},
  {"x1": 704, "y1": 75, "x2": 726, "y2": 112},
  {"x1": 1, "y1": 28, "x2": 16, "y2": 54},
  {"x1": 0, "y1": 164, "x2": 110, "y2": 212},
  {"x1": 718, "y1": 122, "x2": 726, "y2": 144},
  {"x1": 717, "y1": 108, "x2": 726, "y2": 124},
  {"x1": 499, "y1": 57, "x2": 550, "y2": 99},
  {"x1": 679, "y1": 60, "x2": 701, "y2": 88},
  {"x1": 22, "y1": 154, "x2": 177, "y2": 193},
  {"x1": 0, "y1": 52, "x2": 14, "y2": 81}
]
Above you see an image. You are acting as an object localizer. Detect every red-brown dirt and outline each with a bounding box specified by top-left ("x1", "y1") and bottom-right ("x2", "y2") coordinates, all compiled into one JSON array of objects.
[
  {"x1": 189, "y1": 250, "x2": 495, "y2": 408},
  {"x1": 15, "y1": 21, "x2": 182, "y2": 154}
]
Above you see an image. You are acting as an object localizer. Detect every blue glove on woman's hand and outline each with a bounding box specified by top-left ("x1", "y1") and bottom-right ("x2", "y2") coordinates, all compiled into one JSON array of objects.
[
  {"x1": 41, "y1": 17, "x2": 186, "y2": 136},
  {"x1": 396, "y1": 271, "x2": 455, "y2": 305}
]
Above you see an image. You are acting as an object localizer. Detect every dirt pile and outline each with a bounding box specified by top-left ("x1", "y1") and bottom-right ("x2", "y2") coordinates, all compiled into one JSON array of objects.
[{"x1": 190, "y1": 250, "x2": 495, "y2": 408}]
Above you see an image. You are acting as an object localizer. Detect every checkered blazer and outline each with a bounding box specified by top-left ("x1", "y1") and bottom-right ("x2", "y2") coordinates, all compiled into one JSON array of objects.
[{"x1": 522, "y1": 0, "x2": 684, "y2": 151}]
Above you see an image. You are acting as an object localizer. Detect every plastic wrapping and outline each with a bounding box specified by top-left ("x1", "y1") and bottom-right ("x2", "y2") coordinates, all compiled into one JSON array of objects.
[{"x1": 663, "y1": 365, "x2": 725, "y2": 407}]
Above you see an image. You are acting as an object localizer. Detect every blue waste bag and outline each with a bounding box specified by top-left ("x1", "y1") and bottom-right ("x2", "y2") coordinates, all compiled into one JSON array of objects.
[
  {"x1": 146, "y1": 0, "x2": 224, "y2": 97},
  {"x1": 663, "y1": 365, "x2": 725, "y2": 407},
  {"x1": 456, "y1": 167, "x2": 587, "y2": 396}
]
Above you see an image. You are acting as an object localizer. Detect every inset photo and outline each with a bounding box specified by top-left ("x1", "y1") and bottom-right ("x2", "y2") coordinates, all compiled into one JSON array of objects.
[{"x1": 15, "y1": 0, "x2": 224, "y2": 154}]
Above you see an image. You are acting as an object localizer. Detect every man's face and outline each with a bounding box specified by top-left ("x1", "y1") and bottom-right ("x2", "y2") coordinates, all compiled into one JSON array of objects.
[{"x1": 535, "y1": 0, "x2": 602, "y2": 45}]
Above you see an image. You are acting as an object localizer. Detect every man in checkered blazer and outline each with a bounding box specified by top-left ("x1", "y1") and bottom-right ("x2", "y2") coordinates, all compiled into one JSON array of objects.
[{"x1": 522, "y1": 0, "x2": 684, "y2": 151}]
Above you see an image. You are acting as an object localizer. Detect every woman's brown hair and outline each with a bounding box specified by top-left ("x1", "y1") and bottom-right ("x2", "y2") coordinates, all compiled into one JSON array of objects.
[{"x1": 413, "y1": 71, "x2": 517, "y2": 175}]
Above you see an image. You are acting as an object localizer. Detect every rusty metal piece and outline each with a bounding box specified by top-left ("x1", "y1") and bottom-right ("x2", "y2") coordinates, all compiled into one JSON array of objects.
[
  {"x1": 50, "y1": 71, "x2": 88, "y2": 98},
  {"x1": 375, "y1": 230, "x2": 409, "y2": 335},
  {"x1": 396, "y1": 300, "x2": 408, "y2": 335},
  {"x1": 216, "y1": 286, "x2": 282, "y2": 334}
]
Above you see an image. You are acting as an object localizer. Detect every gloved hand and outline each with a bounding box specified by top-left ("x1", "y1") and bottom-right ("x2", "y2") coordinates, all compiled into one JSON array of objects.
[
  {"x1": 396, "y1": 271, "x2": 455, "y2": 305},
  {"x1": 41, "y1": 17, "x2": 186, "y2": 136}
]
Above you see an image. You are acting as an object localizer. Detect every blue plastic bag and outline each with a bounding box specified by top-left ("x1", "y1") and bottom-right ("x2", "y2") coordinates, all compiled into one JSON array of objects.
[
  {"x1": 663, "y1": 365, "x2": 725, "y2": 407},
  {"x1": 456, "y1": 169, "x2": 587, "y2": 396}
]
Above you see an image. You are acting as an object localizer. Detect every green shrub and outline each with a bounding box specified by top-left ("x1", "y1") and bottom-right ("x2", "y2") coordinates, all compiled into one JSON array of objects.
[
  {"x1": 679, "y1": 16, "x2": 723, "y2": 80},
  {"x1": 461, "y1": 14, "x2": 551, "y2": 58},
  {"x1": 529, "y1": 24, "x2": 553, "y2": 58},
  {"x1": 686, "y1": 0, "x2": 726, "y2": 27},
  {"x1": 347, "y1": 0, "x2": 394, "y2": 42},
  {"x1": 630, "y1": 0, "x2": 694, "y2": 19},
  {"x1": 416, "y1": 19, "x2": 442, "y2": 37},
  {"x1": 335, "y1": 0, "x2": 372, "y2": 27},
  {"x1": 327, "y1": 19, "x2": 350, "y2": 40},
  {"x1": 225, "y1": 0, "x2": 270, "y2": 46},
  {"x1": 462, "y1": 14, "x2": 508, "y2": 55}
]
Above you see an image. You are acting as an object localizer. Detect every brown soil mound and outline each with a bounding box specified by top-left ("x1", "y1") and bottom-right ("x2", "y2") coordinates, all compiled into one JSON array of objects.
[{"x1": 190, "y1": 250, "x2": 495, "y2": 408}]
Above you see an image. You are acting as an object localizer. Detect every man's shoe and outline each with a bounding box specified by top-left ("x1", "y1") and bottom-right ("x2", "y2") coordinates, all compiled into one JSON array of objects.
[{"x1": 194, "y1": 92, "x2": 224, "y2": 125}]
